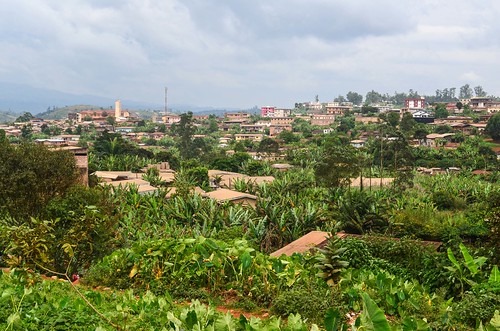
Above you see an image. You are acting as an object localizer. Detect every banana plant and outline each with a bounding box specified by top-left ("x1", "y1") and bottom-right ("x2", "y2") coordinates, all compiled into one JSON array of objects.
[{"x1": 446, "y1": 243, "x2": 488, "y2": 295}]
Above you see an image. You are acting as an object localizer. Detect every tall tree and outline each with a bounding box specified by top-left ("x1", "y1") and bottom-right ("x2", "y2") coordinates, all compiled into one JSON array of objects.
[
  {"x1": 15, "y1": 112, "x2": 34, "y2": 122},
  {"x1": 314, "y1": 142, "x2": 360, "y2": 188},
  {"x1": 434, "y1": 104, "x2": 449, "y2": 118},
  {"x1": 365, "y1": 90, "x2": 383, "y2": 105},
  {"x1": 346, "y1": 91, "x2": 363, "y2": 105},
  {"x1": 459, "y1": 84, "x2": 473, "y2": 99},
  {"x1": 0, "y1": 141, "x2": 79, "y2": 218},
  {"x1": 474, "y1": 85, "x2": 487, "y2": 97},
  {"x1": 386, "y1": 112, "x2": 400, "y2": 128},
  {"x1": 485, "y1": 113, "x2": 500, "y2": 140},
  {"x1": 334, "y1": 95, "x2": 346, "y2": 102},
  {"x1": 175, "y1": 112, "x2": 196, "y2": 159},
  {"x1": 400, "y1": 112, "x2": 416, "y2": 134}
]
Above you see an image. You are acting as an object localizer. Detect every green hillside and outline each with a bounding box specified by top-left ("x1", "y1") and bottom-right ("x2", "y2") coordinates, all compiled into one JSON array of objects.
[
  {"x1": 36, "y1": 105, "x2": 102, "y2": 120},
  {"x1": 0, "y1": 111, "x2": 17, "y2": 123}
]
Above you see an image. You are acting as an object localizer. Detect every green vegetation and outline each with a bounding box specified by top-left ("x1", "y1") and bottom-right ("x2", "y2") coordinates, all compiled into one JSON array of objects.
[{"x1": 0, "y1": 102, "x2": 499, "y2": 330}]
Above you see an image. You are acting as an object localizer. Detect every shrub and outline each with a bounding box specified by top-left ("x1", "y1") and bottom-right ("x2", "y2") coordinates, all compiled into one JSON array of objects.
[
  {"x1": 432, "y1": 190, "x2": 466, "y2": 210},
  {"x1": 453, "y1": 291, "x2": 500, "y2": 326},
  {"x1": 336, "y1": 238, "x2": 374, "y2": 270},
  {"x1": 271, "y1": 283, "x2": 343, "y2": 324}
]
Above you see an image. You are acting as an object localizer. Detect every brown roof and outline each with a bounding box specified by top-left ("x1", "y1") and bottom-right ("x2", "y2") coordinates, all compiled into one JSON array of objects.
[
  {"x1": 202, "y1": 188, "x2": 257, "y2": 202},
  {"x1": 94, "y1": 171, "x2": 136, "y2": 180},
  {"x1": 350, "y1": 177, "x2": 394, "y2": 187},
  {"x1": 270, "y1": 231, "x2": 331, "y2": 257},
  {"x1": 165, "y1": 186, "x2": 206, "y2": 199},
  {"x1": 103, "y1": 179, "x2": 158, "y2": 194},
  {"x1": 270, "y1": 231, "x2": 442, "y2": 257},
  {"x1": 246, "y1": 176, "x2": 275, "y2": 185}
]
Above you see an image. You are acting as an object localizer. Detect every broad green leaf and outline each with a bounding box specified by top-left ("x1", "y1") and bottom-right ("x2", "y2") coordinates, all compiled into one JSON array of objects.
[
  {"x1": 7, "y1": 312, "x2": 20, "y2": 326},
  {"x1": 447, "y1": 248, "x2": 462, "y2": 273},
  {"x1": 2, "y1": 288, "x2": 16, "y2": 298},
  {"x1": 240, "y1": 251, "x2": 252, "y2": 272},
  {"x1": 459, "y1": 243, "x2": 480, "y2": 275},
  {"x1": 324, "y1": 308, "x2": 341, "y2": 331},
  {"x1": 360, "y1": 292, "x2": 391, "y2": 331},
  {"x1": 185, "y1": 310, "x2": 197, "y2": 330},
  {"x1": 215, "y1": 312, "x2": 235, "y2": 331},
  {"x1": 402, "y1": 317, "x2": 430, "y2": 331},
  {"x1": 488, "y1": 265, "x2": 499, "y2": 284}
]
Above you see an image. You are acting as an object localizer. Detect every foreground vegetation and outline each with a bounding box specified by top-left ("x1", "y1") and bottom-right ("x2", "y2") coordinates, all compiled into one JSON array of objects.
[{"x1": 0, "y1": 116, "x2": 499, "y2": 329}]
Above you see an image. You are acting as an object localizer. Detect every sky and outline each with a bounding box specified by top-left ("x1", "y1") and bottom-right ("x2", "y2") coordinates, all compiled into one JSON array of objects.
[{"x1": 1, "y1": 0, "x2": 499, "y2": 109}]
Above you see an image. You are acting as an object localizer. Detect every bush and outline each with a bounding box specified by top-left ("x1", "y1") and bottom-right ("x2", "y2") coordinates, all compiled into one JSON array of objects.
[
  {"x1": 336, "y1": 238, "x2": 374, "y2": 270},
  {"x1": 432, "y1": 190, "x2": 466, "y2": 210},
  {"x1": 271, "y1": 283, "x2": 343, "y2": 324},
  {"x1": 453, "y1": 291, "x2": 500, "y2": 326}
]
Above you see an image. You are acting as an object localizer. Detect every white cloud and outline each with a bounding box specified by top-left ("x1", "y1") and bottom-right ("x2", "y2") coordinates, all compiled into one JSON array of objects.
[{"x1": 0, "y1": 0, "x2": 499, "y2": 108}]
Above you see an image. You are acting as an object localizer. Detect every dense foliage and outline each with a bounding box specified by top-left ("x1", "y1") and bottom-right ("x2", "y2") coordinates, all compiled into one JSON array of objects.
[{"x1": 0, "y1": 113, "x2": 499, "y2": 329}]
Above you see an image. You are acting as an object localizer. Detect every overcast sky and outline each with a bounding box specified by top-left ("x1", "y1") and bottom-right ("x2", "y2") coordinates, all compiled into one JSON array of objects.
[{"x1": 1, "y1": 0, "x2": 499, "y2": 109}]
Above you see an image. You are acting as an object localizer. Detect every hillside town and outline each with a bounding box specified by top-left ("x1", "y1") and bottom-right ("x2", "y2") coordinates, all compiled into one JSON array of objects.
[
  {"x1": 1, "y1": 91, "x2": 499, "y2": 330},
  {"x1": 1, "y1": 96, "x2": 498, "y2": 145}
]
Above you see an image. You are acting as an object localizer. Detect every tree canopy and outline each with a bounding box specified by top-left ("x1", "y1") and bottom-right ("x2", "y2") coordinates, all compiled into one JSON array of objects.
[
  {"x1": 0, "y1": 140, "x2": 79, "y2": 218},
  {"x1": 485, "y1": 113, "x2": 500, "y2": 140}
]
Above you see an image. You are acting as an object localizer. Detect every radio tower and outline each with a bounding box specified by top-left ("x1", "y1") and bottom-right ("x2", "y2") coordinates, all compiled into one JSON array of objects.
[{"x1": 164, "y1": 87, "x2": 168, "y2": 113}]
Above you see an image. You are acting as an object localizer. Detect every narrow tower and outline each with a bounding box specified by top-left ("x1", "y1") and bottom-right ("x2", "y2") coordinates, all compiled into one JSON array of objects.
[
  {"x1": 164, "y1": 87, "x2": 168, "y2": 113},
  {"x1": 115, "y1": 100, "x2": 121, "y2": 119}
]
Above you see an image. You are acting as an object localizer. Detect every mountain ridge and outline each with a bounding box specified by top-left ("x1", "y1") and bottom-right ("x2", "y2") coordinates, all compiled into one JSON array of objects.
[{"x1": 0, "y1": 82, "x2": 248, "y2": 116}]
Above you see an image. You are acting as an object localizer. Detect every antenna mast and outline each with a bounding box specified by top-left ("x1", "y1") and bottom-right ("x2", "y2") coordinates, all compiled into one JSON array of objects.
[{"x1": 164, "y1": 87, "x2": 168, "y2": 113}]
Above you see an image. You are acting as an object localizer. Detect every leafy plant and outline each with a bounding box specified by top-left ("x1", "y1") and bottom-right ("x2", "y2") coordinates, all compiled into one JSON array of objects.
[
  {"x1": 315, "y1": 237, "x2": 349, "y2": 286},
  {"x1": 445, "y1": 243, "x2": 488, "y2": 295}
]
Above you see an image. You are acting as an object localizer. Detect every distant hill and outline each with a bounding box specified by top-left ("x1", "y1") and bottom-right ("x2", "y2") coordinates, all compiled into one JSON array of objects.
[
  {"x1": 0, "y1": 82, "x2": 163, "y2": 114},
  {"x1": 37, "y1": 105, "x2": 99, "y2": 120},
  {"x1": 0, "y1": 81, "x2": 254, "y2": 117},
  {"x1": 0, "y1": 110, "x2": 17, "y2": 124}
]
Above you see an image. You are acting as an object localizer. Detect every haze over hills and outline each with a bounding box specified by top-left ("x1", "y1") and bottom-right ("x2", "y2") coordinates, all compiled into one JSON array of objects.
[{"x1": 0, "y1": 82, "x2": 247, "y2": 119}]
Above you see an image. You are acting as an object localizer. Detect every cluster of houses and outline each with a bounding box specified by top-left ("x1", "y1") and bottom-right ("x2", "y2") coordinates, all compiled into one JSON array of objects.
[
  {"x1": 1, "y1": 95, "x2": 495, "y2": 146},
  {"x1": 94, "y1": 162, "x2": 281, "y2": 208},
  {"x1": 1, "y1": 96, "x2": 497, "y2": 184}
]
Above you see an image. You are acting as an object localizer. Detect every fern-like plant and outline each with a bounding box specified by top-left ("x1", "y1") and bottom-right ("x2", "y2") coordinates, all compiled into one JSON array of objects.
[{"x1": 315, "y1": 236, "x2": 349, "y2": 286}]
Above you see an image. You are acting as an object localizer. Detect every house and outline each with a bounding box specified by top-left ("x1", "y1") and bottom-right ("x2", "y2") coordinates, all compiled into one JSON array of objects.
[
  {"x1": 53, "y1": 135, "x2": 80, "y2": 145},
  {"x1": 77, "y1": 110, "x2": 113, "y2": 122},
  {"x1": 202, "y1": 188, "x2": 257, "y2": 208},
  {"x1": 350, "y1": 139, "x2": 366, "y2": 148},
  {"x1": 355, "y1": 116, "x2": 380, "y2": 124},
  {"x1": 240, "y1": 124, "x2": 266, "y2": 133},
  {"x1": 246, "y1": 176, "x2": 275, "y2": 186},
  {"x1": 270, "y1": 117, "x2": 294, "y2": 126},
  {"x1": 271, "y1": 231, "x2": 331, "y2": 257},
  {"x1": 271, "y1": 163, "x2": 293, "y2": 172},
  {"x1": 350, "y1": 177, "x2": 394, "y2": 188},
  {"x1": 310, "y1": 114, "x2": 336, "y2": 126},
  {"x1": 326, "y1": 102, "x2": 352, "y2": 115},
  {"x1": 115, "y1": 127, "x2": 135, "y2": 133},
  {"x1": 208, "y1": 170, "x2": 248, "y2": 189},
  {"x1": 55, "y1": 146, "x2": 89, "y2": 186},
  {"x1": 102, "y1": 177, "x2": 158, "y2": 195},
  {"x1": 405, "y1": 97, "x2": 426, "y2": 109},
  {"x1": 93, "y1": 171, "x2": 138, "y2": 182},
  {"x1": 225, "y1": 112, "x2": 251, "y2": 120},
  {"x1": 261, "y1": 106, "x2": 276, "y2": 117},
  {"x1": 470, "y1": 97, "x2": 491, "y2": 111},
  {"x1": 270, "y1": 231, "x2": 441, "y2": 257},
  {"x1": 423, "y1": 133, "x2": 455, "y2": 147},
  {"x1": 234, "y1": 133, "x2": 263, "y2": 142},
  {"x1": 269, "y1": 124, "x2": 292, "y2": 136},
  {"x1": 161, "y1": 113, "x2": 181, "y2": 124},
  {"x1": 164, "y1": 186, "x2": 206, "y2": 199}
]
